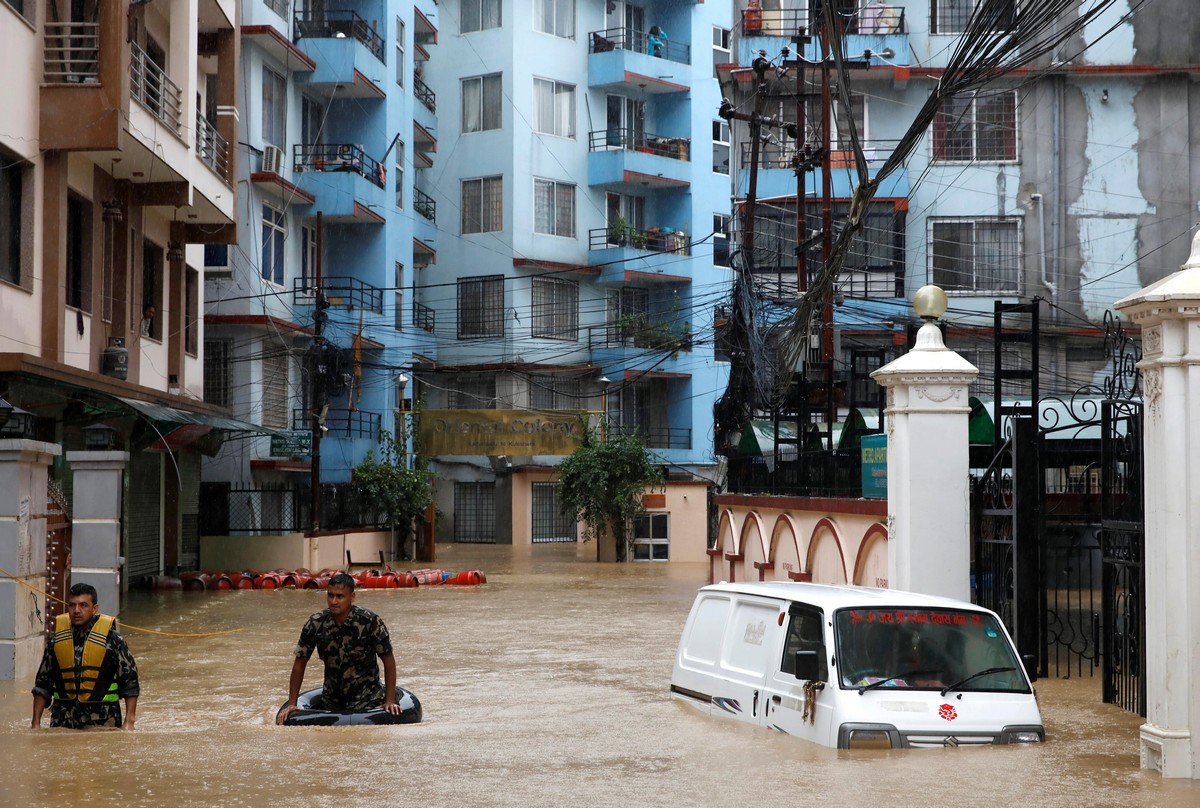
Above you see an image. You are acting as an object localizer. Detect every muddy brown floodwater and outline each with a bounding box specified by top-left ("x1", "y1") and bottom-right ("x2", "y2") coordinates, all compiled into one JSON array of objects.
[{"x1": 1, "y1": 543, "x2": 1198, "y2": 807}]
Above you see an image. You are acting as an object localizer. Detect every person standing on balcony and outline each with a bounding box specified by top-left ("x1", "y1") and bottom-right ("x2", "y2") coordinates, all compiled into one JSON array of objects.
[{"x1": 648, "y1": 25, "x2": 668, "y2": 57}]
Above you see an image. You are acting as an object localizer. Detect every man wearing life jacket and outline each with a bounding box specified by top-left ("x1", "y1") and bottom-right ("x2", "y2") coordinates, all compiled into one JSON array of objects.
[
  {"x1": 31, "y1": 583, "x2": 140, "y2": 730},
  {"x1": 277, "y1": 572, "x2": 401, "y2": 723}
]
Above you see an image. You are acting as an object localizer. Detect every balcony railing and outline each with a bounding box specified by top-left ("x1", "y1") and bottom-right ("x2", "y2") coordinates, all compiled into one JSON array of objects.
[
  {"x1": 740, "y1": 6, "x2": 906, "y2": 36},
  {"x1": 588, "y1": 226, "x2": 689, "y2": 255},
  {"x1": 414, "y1": 74, "x2": 436, "y2": 112},
  {"x1": 589, "y1": 128, "x2": 691, "y2": 161},
  {"x1": 294, "y1": 276, "x2": 384, "y2": 313},
  {"x1": 414, "y1": 187, "x2": 436, "y2": 221},
  {"x1": 587, "y1": 322, "x2": 693, "y2": 354},
  {"x1": 605, "y1": 422, "x2": 691, "y2": 451},
  {"x1": 413, "y1": 301, "x2": 435, "y2": 332},
  {"x1": 291, "y1": 407, "x2": 381, "y2": 438},
  {"x1": 44, "y1": 22, "x2": 99, "y2": 84},
  {"x1": 293, "y1": 143, "x2": 387, "y2": 189},
  {"x1": 588, "y1": 27, "x2": 690, "y2": 65},
  {"x1": 196, "y1": 112, "x2": 230, "y2": 178},
  {"x1": 131, "y1": 41, "x2": 183, "y2": 134},
  {"x1": 739, "y1": 140, "x2": 899, "y2": 171},
  {"x1": 294, "y1": 9, "x2": 385, "y2": 62}
]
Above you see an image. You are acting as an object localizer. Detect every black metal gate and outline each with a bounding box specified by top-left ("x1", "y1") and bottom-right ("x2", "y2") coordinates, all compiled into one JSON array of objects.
[{"x1": 971, "y1": 307, "x2": 1145, "y2": 715}]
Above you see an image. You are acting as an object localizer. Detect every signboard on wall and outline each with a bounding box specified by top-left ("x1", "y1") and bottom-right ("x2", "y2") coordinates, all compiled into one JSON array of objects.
[
  {"x1": 417, "y1": 410, "x2": 586, "y2": 457},
  {"x1": 861, "y1": 434, "x2": 887, "y2": 499},
  {"x1": 271, "y1": 430, "x2": 313, "y2": 458}
]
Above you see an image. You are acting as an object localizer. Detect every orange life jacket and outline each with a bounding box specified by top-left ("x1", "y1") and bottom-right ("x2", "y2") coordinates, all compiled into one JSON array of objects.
[{"x1": 52, "y1": 612, "x2": 120, "y2": 703}]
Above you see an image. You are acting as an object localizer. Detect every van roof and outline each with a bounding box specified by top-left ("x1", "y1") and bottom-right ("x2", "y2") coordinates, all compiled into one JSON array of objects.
[{"x1": 700, "y1": 581, "x2": 993, "y2": 614}]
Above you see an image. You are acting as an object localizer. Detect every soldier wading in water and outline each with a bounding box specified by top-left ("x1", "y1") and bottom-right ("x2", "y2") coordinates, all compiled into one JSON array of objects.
[
  {"x1": 31, "y1": 583, "x2": 139, "y2": 730},
  {"x1": 277, "y1": 572, "x2": 402, "y2": 723}
]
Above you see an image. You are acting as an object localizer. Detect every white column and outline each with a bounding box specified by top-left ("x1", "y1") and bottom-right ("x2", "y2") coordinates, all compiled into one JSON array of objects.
[
  {"x1": 66, "y1": 451, "x2": 130, "y2": 620},
  {"x1": 0, "y1": 440, "x2": 62, "y2": 680},
  {"x1": 871, "y1": 287, "x2": 978, "y2": 601},
  {"x1": 1114, "y1": 231, "x2": 1200, "y2": 778}
]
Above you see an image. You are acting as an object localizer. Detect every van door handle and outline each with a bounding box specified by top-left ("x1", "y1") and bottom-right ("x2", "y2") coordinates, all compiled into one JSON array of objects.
[{"x1": 753, "y1": 690, "x2": 759, "y2": 716}]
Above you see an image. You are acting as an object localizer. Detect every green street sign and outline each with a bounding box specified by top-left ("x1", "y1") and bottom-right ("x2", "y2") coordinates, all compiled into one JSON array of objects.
[{"x1": 271, "y1": 430, "x2": 313, "y2": 458}]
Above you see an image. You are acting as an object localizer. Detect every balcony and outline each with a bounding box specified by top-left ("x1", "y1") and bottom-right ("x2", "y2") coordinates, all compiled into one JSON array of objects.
[
  {"x1": 413, "y1": 302, "x2": 435, "y2": 332},
  {"x1": 606, "y1": 422, "x2": 692, "y2": 451},
  {"x1": 414, "y1": 74, "x2": 436, "y2": 113},
  {"x1": 293, "y1": 276, "x2": 383, "y2": 313},
  {"x1": 737, "y1": 139, "x2": 908, "y2": 199},
  {"x1": 291, "y1": 143, "x2": 387, "y2": 223},
  {"x1": 589, "y1": 225, "x2": 689, "y2": 255},
  {"x1": 737, "y1": 6, "x2": 909, "y2": 76},
  {"x1": 588, "y1": 128, "x2": 691, "y2": 191},
  {"x1": 414, "y1": 187, "x2": 436, "y2": 222},
  {"x1": 293, "y1": 10, "x2": 387, "y2": 99},
  {"x1": 292, "y1": 407, "x2": 381, "y2": 439},
  {"x1": 44, "y1": 21, "x2": 100, "y2": 84},
  {"x1": 196, "y1": 112, "x2": 230, "y2": 179},
  {"x1": 587, "y1": 225, "x2": 693, "y2": 283},
  {"x1": 588, "y1": 27, "x2": 690, "y2": 94},
  {"x1": 130, "y1": 41, "x2": 183, "y2": 136}
]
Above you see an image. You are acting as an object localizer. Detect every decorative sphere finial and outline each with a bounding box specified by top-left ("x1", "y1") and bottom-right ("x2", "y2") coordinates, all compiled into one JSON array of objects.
[{"x1": 913, "y1": 285, "x2": 948, "y2": 321}]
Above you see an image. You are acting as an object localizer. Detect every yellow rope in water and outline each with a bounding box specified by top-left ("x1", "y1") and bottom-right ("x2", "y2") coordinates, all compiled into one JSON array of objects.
[{"x1": 0, "y1": 567, "x2": 242, "y2": 638}]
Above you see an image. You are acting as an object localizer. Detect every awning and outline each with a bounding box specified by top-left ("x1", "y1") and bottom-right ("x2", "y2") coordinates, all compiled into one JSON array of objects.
[{"x1": 117, "y1": 396, "x2": 279, "y2": 453}]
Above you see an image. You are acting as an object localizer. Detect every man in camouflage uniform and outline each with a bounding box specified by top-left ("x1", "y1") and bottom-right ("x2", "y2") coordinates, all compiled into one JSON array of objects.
[
  {"x1": 277, "y1": 572, "x2": 401, "y2": 723},
  {"x1": 31, "y1": 582, "x2": 139, "y2": 730}
]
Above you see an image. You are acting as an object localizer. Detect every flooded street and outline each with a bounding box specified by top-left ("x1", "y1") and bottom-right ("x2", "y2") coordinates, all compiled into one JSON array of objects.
[{"x1": 2, "y1": 542, "x2": 1197, "y2": 807}]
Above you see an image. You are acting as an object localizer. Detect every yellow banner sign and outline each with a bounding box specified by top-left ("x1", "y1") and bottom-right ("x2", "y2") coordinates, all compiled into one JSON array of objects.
[{"x1": 417, "y1": 410, "x2": 586, "y2": 457}]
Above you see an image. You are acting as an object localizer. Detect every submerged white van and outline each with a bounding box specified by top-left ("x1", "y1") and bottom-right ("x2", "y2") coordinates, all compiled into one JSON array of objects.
[{"x1": 670, "y1": 582, "x2": 1043, "y2": 749}]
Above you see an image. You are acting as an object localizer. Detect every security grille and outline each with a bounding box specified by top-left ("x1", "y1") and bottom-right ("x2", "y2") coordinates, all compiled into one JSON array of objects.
[
  {"x1": 531, "y1": 482, "x2": 576, "y2": 543},
  {"x1": 454, "y1": 481, "x2": 496, "y2": 543}
]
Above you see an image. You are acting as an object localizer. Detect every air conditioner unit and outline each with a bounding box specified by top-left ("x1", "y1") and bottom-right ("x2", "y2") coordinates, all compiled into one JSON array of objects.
[{"x1": 262, "y1": 144, "x2": 283, "y2": 174}]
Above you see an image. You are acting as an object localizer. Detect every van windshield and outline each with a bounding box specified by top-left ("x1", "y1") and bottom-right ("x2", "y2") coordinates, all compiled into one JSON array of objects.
[{"x1": 833, "y1": 607, "x2": 1029, "y2": 693}]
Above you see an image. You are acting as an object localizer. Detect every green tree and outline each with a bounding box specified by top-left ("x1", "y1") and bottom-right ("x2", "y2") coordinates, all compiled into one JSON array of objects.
[
  {"x1": 557, "y1": 428, "x2": 664, "y2": 561},
  {"x1": 353, "y1": 429, "x2": 434, "y2": 559}
]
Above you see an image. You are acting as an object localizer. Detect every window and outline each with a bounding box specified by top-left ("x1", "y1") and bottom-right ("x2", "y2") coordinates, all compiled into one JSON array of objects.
[
  {"x1": 530, "y1": 375, "x2": 580, "y2": 410},
  {"x1": 533, "y1": 79, "x2": 575, "y2": 138},
  {"x1": 931, "y1": 0, "x2": 1014, "y2": 35},
  {"x1": 712, "y1": 26, "x2": 731, "y2": 79},
  {"x1": 633, "y1": 512, "x2": 669, "y2": 561},
  {"x1": 0, "y1": 149, "x2": 30, "y2": 287},
  {"x1": 933, "y1": 90, "x2": 1017, "y2": 162},
  {"x1": 449, "y1": 373, "x2": 497, "y2": 408},
  {"x1": 185, "y1": 268, "x2": 199, "y2": 355},
  {"x1": 5, "y1": 0, "x2": 33, "y2": 22},
  {"x1": 66, "y1": 192, "x2": 92, "y2": 311},
  {"x1": 204, "y1": 244, "x2": 230, "y2": 276},
  {"x1": 607, "y1": 286, "x2": 648, "y2": 344},
  {"x1": 395, "y1": 142, "x2": 405, "y2": 209},
  {"x1": 395, "y1": 18, "x2": 405, "y2": 86},
  {"x1": 533, "y1": 178, "x2": 575, "y2": 238},
  {"x1": 462, "y1": 74, "x2": 502, "y2": 133},
  {"x1": 532, "y1": 277, "x2": 578, "y2": 339},
  {"x1": 261, "y1": 349, "x2": 289, "y2": 430},
  {"x1": 805, "y1": 93, "x2": 867, "y2": 151},
  {"x1": 262, "y1": 204, "x2": 286, "y2": 285},
  {"x1": 394, "y1": 262, "x2": 404, "y2": 330},
  {"x1": 204, "y1": 339, "x2": 233, "y2": 406},
  {"x1": 931, "y1": 218, "x2": 1020, "y2": 294},
  {"x1": 462, "y1": 176, "x2": 503, "y2": 234},
  {"x1": 141, "y1": 240, "x2": 163, "y2": 340},
  {"x1": 454, "y1": 482, "x2": 496, "y2": 543},
  {"x1": 713, "y1": 213, "x2": 731, "y2": 268},
  {"x1": 712, "y1": 120, "x2": 730, "y2": 174},
  {"x1": 531, "y1": 481, "x2": 576, "y2": 542},
  {"x1": 462, "y1": 0, "x2": 502, "y2": 34},
  {"x1": 535, "y1": 0, "x2": 574, "y2": 38},
  {"x1": 262, "y1": 68, "x2": 286, "y2": 149},
  {"x1": 300, "y1": 224, "x2": 316, "y2": 290},
  {"x1": 458, "y1": 275, "x2": 505, "y2": 338}
]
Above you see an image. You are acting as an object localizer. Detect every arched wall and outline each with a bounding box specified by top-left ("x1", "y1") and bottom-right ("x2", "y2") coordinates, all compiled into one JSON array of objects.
[
  {"x1": 852, "y1": 523, "x2": 890, "y2": 587},
  {"x1": 807, "y1": 518, "x2": 849, "y2": 584},
  {"x1": 769, "y1": 514, "x2": 803, "y2": 580}
]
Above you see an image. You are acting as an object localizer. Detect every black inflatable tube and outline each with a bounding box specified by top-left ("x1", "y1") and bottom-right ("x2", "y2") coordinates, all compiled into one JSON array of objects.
[{"x1": 277, "y1": 684, "x2": 422, "y2": 726}]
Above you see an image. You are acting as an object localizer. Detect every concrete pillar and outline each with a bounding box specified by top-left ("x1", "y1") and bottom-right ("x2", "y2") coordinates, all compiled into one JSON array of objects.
[
  {"x1": 65, "y1": 451, "x2": 129, "y2": 619},
  {"x1": 871, "y1": 287, "x2": 978, "y2": 601},
  {"x1": 1114, "y1": 231, "x2": 1200, "y2": 778},
  {"x1": 0, "y1": 439, "x2": 62, "y2": 681}
]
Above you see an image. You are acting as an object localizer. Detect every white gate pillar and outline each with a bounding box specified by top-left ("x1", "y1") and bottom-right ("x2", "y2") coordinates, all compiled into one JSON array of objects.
[
  {"x1": 0, "y1": 439, "x2": 62, "y2": 680},
  {"x1": 871, "y1": 286, "x2": 978, "y2": 600},
  {"x1": 66, "y1": 451, "x2": 129, "y2": 620},
  {"x1": 1114, "y1": 231, "x2": 1200, "y2": 778}
]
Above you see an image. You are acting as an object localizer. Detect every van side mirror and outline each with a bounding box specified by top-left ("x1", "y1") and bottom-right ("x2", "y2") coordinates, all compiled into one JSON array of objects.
[
  {"x1": 1022, "y1": 654, "x2": 1038, "y2": 683},
  {"x1": 794, "y1": 644, "x2": 827, "y2": 682}
]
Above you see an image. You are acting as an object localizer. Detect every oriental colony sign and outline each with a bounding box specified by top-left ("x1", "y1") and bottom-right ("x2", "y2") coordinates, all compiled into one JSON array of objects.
[{"x1": 417, "y1": 410, "x2": 586, "y2": 456}]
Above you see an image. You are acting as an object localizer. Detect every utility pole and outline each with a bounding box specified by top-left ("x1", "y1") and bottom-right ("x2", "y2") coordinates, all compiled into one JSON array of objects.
[
  {"x1": 818, "y1": 11, "x2": 837, "y2": 447},
  {"x1": 309, "y1": 212, "x2": 327, "y2": 533}
]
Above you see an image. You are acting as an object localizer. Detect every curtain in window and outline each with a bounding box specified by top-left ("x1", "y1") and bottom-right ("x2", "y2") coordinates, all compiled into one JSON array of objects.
[
  {"x1": 554, "y1": 82, "x2": 574, "y2": 137},
  {"x1": 976, "y1": 222, "x2": 1019, "y2": 291},
  {"x1": 462, "y1": 78, "x2": 482, "y2": 132},
  {"x1": 462, "y1": 0, "x2": 481, "y2": 33},
  {"x1": 555, "y1": 182, "x2": 574, "y2": 236},
  {"x1": 482, "y1": 74, "x2": 502, "y2": 130},
  {"x1": 534, "y1": 179, "x2": 555, "y2": 234},
  {"x1": 534, "y1": 80, "x2": 554, "y2": 134},
  {"x1": 263, "y1": 69, "x2": 286, "y2": 148},
  {"x1": 481, "y1": 175, "x2": 503, "y2": 231}
]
